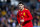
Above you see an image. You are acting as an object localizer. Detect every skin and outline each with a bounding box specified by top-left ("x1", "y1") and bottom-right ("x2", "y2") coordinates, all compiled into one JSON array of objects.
[{"x1": 18, "y1": 4, "x2": 24, "y2": 11}]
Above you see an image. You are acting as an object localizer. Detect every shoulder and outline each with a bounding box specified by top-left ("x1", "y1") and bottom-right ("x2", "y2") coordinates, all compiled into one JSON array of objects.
[
  {"x1": 24, "y1": 9, "x2": 30, "y2": 12},
  {"x1": 24, "y1": 8, "x2": 29, "y2": 11},
  {"x1": 25, "y1": 8, "x2": 28, "y2": 10}
]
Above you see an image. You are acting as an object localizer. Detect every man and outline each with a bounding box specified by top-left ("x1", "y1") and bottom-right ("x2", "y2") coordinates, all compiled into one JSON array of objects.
[{"x1": 17, "y1": 2, "x2": 33, "y2": 27}]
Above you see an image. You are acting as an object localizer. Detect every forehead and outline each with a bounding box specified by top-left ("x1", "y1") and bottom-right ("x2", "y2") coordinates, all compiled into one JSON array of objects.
[{"x1": 19, "y1": 4, "x2": 23, "y2": 5}]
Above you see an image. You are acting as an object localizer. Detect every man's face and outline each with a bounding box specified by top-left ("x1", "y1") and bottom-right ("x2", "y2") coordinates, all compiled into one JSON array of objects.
[{"x1": 18, "y1": 4, "x2": 24, "y2": 10}]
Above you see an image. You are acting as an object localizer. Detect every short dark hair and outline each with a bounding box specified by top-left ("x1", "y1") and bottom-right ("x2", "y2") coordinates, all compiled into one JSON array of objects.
[{"x1": 18, "y1": 1, "x2": 24, "y2": 5}]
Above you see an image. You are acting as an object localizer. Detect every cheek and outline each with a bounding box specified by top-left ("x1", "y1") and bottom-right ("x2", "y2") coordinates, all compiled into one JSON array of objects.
[{"x1": 19, "y1": 6, "x2": 22, "y2": 8}]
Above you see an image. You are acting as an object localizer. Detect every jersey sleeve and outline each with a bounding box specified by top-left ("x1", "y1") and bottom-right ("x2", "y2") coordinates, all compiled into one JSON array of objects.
[
  {"x1": 24, "y1": 10, "x2": 33, "y2": 22},
  {"x1": 17, "y1": 12, "x2": 20, "y2": 24}
]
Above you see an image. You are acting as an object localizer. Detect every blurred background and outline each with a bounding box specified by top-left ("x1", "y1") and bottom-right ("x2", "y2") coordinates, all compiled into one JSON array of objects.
[{"x1": 0, "y1": 0, "x2": 40, "y2": 27}]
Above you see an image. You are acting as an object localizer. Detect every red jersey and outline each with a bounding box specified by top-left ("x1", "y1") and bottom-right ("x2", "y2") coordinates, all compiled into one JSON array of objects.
[{"x1": 17, "y1": 8, "x2": 33, "y2": 27}]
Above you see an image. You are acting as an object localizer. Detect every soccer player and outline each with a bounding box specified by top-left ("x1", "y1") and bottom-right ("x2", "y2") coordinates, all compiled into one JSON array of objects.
[{"x1": 17, "y1": 2, "x2": 33, "y2": 27}]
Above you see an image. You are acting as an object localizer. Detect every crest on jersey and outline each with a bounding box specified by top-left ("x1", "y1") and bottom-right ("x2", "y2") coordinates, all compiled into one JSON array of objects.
[{"x1": 23, "y1": 12, "x2": 25, "y2": 16}]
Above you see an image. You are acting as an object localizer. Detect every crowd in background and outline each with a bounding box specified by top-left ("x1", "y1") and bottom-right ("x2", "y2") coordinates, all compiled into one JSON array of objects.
[{"x1": 0, "y1": 0, "x2": 40, "y2": 27}]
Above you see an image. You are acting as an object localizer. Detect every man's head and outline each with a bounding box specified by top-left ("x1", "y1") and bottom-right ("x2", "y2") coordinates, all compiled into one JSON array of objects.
[{"x1": 18, "y1": 2, "x2": 24, "y2": 10}]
